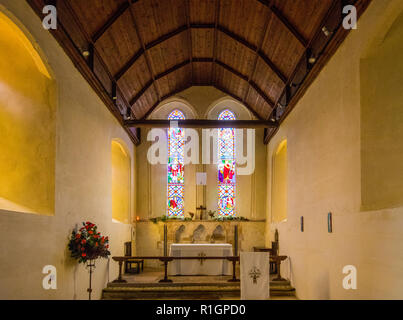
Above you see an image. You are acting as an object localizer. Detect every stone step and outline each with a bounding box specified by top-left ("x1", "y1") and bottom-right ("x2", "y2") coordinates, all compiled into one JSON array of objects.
[{"x1": 102, "y1": 282, "x2": 296, "y2": 300}]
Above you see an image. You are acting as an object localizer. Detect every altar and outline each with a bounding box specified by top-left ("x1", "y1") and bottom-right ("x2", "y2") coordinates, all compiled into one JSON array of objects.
[{"x1": 168, "y1": 243, "x2": 233, "y2": 276}]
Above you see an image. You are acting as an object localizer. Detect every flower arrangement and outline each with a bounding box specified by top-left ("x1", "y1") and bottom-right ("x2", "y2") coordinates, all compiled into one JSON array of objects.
[
  {"x1": 68, "y1": 222, "x2": 111, "y2": 264},
  {"x1": 149, "y1": 215, "x2": 192, "y2": 224},
  {"x1": 214, "y1": 215, "x2": 249, "y2": 221}
]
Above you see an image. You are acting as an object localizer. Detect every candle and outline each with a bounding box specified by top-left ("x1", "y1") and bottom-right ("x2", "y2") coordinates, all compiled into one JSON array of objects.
[
  {"x1": 234, "y1": 225, "x2": 238, "y2": 256},
  {"x1": 164, "y1": 224, "x2": 168, "y2": 256}
]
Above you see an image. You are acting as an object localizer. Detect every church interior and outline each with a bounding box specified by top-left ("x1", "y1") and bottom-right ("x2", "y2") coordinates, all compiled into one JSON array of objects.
[{"x1": 1, "y1": 0, "x2": 403, "y2": 300}]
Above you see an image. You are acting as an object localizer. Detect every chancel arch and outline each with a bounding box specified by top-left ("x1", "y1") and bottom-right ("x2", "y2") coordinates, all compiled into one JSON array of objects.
[
  {"x1": 0, "y1": 9, "x2": 55, "y2": 216},
  {"x1": 111, "y1": 139, "x2": 131, "y2": 224}
]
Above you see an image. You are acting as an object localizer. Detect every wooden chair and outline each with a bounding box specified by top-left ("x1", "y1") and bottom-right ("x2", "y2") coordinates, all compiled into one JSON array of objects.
[
  {"x1": 124, "y1": 242, "x2": 144, "y2": 274},
  {"x1": 253, "y1": 240, "x2": 279, "y2": 274}
]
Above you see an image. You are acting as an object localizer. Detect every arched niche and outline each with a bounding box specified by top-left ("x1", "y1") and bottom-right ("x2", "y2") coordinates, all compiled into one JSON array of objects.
[
  {"x1": 175, "y1": 225, "x2": 186, "y2": 243},
  {"x1": 271, "y1": 140, "x2": 287, "y2": 223},
  {"x1": 111, "y1": 139, "x2": 131, "y2": 224},
  {"x1": 212, "y1": 225, "x2": 225, "y2": 243},
  {"x1": 0, "y1": 8, "x2": 56, "y2": 216},
  {"x1": 192, "y1": 224, "x2": 207, "y2": 243}
]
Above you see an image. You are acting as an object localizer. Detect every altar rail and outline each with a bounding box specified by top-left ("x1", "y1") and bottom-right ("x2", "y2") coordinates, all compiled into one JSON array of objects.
[
  {"x1": 112, "y1": 256, "x2": 240, "y2": 283},
  {"x1": 112, "y1": 255, "x2": 288, "y2": 283}
]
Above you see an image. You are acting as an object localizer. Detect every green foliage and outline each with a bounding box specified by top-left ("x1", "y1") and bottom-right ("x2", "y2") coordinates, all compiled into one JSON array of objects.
[{"x1": 68, "y1": 222, "x2": 111, "y2": 264}]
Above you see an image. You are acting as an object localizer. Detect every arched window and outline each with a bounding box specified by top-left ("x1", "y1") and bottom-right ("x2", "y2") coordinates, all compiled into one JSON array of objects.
[
  {"x1": 218, "y1": 110, "x2": 236, "y2": 216},
  {"x1": 167, "y1": 110, "x2": 185, "y2": 217}
]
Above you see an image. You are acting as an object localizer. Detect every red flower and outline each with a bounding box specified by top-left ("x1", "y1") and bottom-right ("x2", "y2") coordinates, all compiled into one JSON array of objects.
[
  {"x1": 75, "y1": 234, "x2": 80, "y2": 239},
  {"x1": 82, "y1": 253, "x2": 86, "y2": 257},
  {"x1": 81, "y1": 239, "x2": 86, "y2": 244},
  {"x1": 81, "y1": 247, "x2": 85, "y2": 251},
  {"x1": 88, "y1": 231, "x2": 93, "y2": 234},
  {"x1": 106, "y1": 245, "x2": 109, "y2": 248}
]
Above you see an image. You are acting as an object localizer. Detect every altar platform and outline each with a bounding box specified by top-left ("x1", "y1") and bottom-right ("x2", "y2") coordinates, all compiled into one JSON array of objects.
[{"x1": 102, "y1": 269, "x2": 296, "y2": 300}]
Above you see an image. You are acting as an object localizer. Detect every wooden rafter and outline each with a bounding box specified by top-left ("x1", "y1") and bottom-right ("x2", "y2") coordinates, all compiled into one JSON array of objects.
[
  {"x1": 243, "y1": 0, "x2": 274, "y2": 109},
  {"x1": 213, "y1": 85, "x2": 265, "y2": 121},
  {"x1": 257, "y1": 0, "x2": 308, "y2": 48},
  {"x1": 211, "y1": 0, "x2": 221, "y2": 85},
  {"x1": 126, "y1": 0, "x2": 161, "y2": 111},
  {"x1": 130, "y1": 58, "x2": 273, "y2": 111},
  {"x1": 91, "y1": 1, "x2": 132, "y2": 43},
  {"x1": 113, "y1": 23, "x2": 287, "y2": 91},
  {"x1": 185, "y1": 0, "x2": 193, "y2": 85}
]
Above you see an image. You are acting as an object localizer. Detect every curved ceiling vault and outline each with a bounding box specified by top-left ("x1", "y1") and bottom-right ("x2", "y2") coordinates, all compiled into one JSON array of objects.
[{"x1": 28, "y1": 0, "x2": 371, "y2": 144}]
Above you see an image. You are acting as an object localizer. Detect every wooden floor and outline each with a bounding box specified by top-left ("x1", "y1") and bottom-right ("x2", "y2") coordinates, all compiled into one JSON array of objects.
[{"x1": 103, "y1": 269, "x2": 297, "y2": 300}]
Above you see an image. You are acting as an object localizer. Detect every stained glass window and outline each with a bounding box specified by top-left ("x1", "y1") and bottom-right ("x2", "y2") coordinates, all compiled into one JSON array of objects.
[
  {"x1": 218, "y1": 110, "x2": 236, "y2": 216},
  {"x1": 167, "y1": 110, "x2": 185, "y2": 217}
]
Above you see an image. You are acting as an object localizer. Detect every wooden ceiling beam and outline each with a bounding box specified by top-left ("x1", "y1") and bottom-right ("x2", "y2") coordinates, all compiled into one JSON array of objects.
[
  {"x1": 140, "y1": 84, "x2": 193, "y2": 120},
  {"x1": 113, "y1": 22, "x2": 286, "y2": 85},
  {"x1": 256, "y1": 0, "x2": 308, "y2": 47},
  {"x1": 130, "y1": 58, "x2": 273, "y2": 111},
  {"x1": 213, "y1": 85, "x2": 265, "y2": 121},
  {"x1": 185, "y1": 0, "x2": 193, "y2": 85},
  {"x1": 212, "y1": 0, "x2": 221, "y2": 85},
  {"x1": 91, "y1": 2, "x2": 131, "y2": 43},
  {"x1": 126, "y1": 0, "x2": 162, "y2": 111},
  {"x1": 124, "y1": 119, "x2": 278, "y2": 128},
  {"x1": 244, "y1": 0, "x2": 274, "y2": 109}
]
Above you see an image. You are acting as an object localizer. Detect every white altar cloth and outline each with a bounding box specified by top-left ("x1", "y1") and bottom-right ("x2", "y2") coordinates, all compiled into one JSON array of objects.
[{"x1": 168, "y1": 243, "x2": 233, "y2": 276}]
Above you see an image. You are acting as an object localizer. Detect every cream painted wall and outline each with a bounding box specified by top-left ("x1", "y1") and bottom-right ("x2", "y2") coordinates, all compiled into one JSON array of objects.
[
  {"x1": 361, "y1": 10, "x2": 403, "y2": 211},
  {"x1": 266, "y1": 0, "x2": 403, "y2": 299},
  {"x1": 0, "y1": 1, "x2": 135, "y2": 299}
]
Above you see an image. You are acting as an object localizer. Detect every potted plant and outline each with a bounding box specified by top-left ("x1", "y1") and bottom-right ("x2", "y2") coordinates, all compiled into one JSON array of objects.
[{"x1": 68, "y1": 222, "x2": 110, "y2": 300}]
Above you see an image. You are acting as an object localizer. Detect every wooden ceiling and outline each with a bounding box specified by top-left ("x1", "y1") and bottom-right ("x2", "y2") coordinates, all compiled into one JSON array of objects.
[{"x1": 28, "y1": 0, "x2": 371, "y2": 144}]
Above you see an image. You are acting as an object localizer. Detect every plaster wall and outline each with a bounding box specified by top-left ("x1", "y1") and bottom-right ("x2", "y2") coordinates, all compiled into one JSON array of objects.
[
  {"x1": 0, "y1": 0, "x2": 135, "y2": 299},
  {"x1": 266, "y1": 0, "x2": 403, "y2": 299}
]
